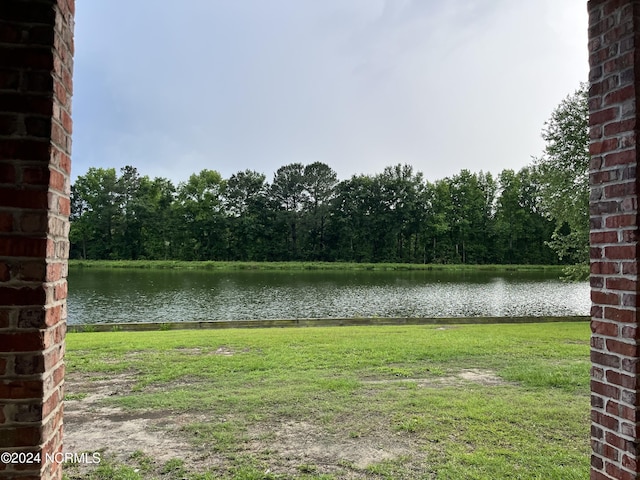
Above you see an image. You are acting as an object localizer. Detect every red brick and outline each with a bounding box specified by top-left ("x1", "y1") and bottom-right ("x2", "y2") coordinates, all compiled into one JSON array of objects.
[
  {"x1": 605, "y1": 214, "x2": 637, "y2": 228},
  {"x1": 592, "y1": 454, "x2": 604, "y2": 470},
  {"x1": 592, "y1": 319, "x2": 620, "y2": 336},
  {"x1": 591, "y1": 137, "x2": 620, "y2": 154},
  {"x1": 592, "y1": 336, "x2": 606, "y2": 350},
  {"x1": 0, "y1": 380, "x2": 42, "y2": 400},
  {"x1": 0, "y1": 332, "x2": 45, "y2": 353},
  {"x1": 591, "y1": 200, "x2": 620, "y2": 215},
  {"x1": 604, "y1": 84, "x2": 637, "y2": 105},
  {"x1": 622, "y1": 357, "x2": 640, "y2": 374},
  {"x1": 49, "y1": 168, "x2": 65, "y2": 192},
  {"x1": 0, "y1": 212, "x2": 13, "y2": 232},
  {"x1": 45, "y1": 348, "x2": 64, "y2": 374},
  {"x1": 592, "y1": 305, "x2": 604, "y2": 318},
  {"x1": 53, "y1": 281, "x2": 67, "y2": 301},
  {"x1": 14, "y1": 354, "x2": 45, "y2": 375},
  {"x1": 621, "y1": 325, "x2": 639, "y2": 338},
  {"x1": 42, "y1": 389, "x2": 61, "y2": 418},
  {"x1": 606, "y1": 277, "x2": 637, "y2": 291},
  {"x1": 592, "y1": 366, "x2": 606, "y2": 380},
  {"x1": 604, "y1": 182, "x2": 637, "y2": 198},
  {"x1": 0, "y1": 426, "x2": 41, "y2": 449},
  {"x1": 604, "y1": 462, "x2": 624, "y2": 480},
  {"x1": 593, "y1": 393, "x2": 606, "y2": 409},
  {"x1": 44, "y1": 305, "x2": 62, "y2": 327},
  {"x1": 622, "y1": 294, "x2": 637, "y2": 307},
  {"x1": 592, "y1": 261, "x2": 620, "y2": 275},
  {"x1": 592, "y1": 379, "x2": 621, "y2": 399},
  {"x1": 605, "y1": 119, "x2": 636, "y2": 136},
  {"x1": 605, "y1": 149, "x2": 637, "y2": 166},
  {"x1": 621, "y1": 421, "x2": 640, "y2": 438},
  {"x1": 58, "y1": 195, "x2": 70, "y2": 216},
  {"x1": 604, "y1": 307, "x2": 638, "y2": 323},
  {"x1": 0, "y1": 163, "x2": 16, "y2": 183},
  {"x1": 44, "y1": 322, "x2": 65, "y2": 349},
  {"x1": 591, "y1": 410, "x2": 618, "y2": 430},
  {"x1": 22, "y1": 166, "x2": 50, "y2": 186},
  {"x1": 0, "y1": 188, "x2": 48, "y2": 209},
  {"x1": 592, "y1": 350, "x2": 621, "y2": 368},
  {"x1": 590, "y1": 106, "x2": 620, "y2": 126},
  {"x1": 591, "y1": 231, "x2": 619, "y2": 243},
  {"x1": 20, "y1": 212, "x2": 48, "y2": 234},
  {"x1": 622, "y1": 454, "x2": 638, "y2": 472},
  {"x1": 607, "y1": 338, "x2": 640, "y2": 357},
  {"x1": 0, "y1": 286, "x2": 46, "y2": 306},
  {"x1": 592, "y1": 291, "x2": 621, "y2": 306},
  {"x1": 606, "y1": 370, "x2": 638, "y2": 390},
  {"x1": 0, "y1": 263, "x2": 9, "y2": 283},
  {"x1": 604, "y1": 306, "x2": 638, "y2": 323}
]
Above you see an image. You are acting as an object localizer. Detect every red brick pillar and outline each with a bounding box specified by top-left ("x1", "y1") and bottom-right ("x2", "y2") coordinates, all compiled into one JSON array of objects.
[
  {"x1": 0, "y1": 1, "x2": 74, "y2": 479},
  {"x1": 589, "y1": 1, "x2": 640, "y2": 479}
]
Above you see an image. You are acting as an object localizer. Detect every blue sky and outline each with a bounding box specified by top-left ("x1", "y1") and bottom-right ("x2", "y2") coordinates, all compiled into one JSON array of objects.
[{"x1": 71, "y1": 0, "x2": 588, "y2": 185}]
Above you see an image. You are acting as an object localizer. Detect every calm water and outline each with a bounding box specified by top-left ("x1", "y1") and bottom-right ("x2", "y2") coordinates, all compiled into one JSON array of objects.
[{"x1": 66, "y1": 269, "x2": 590, "y2": 325}]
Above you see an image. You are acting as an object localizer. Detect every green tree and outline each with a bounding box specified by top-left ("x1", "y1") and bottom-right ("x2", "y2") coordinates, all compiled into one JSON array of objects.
[
  {"x1": 135, "y1": 176, "x2": 177, "y2": 259},
  {"x1": 494, "y1": 168, "x2": 555, "y2": 264},
  {"x1": 330, "y1": 174, "x2": 377, "y2": 262},
  {"x1": 175, "y1": 169, "x2": 226, "y2": 260},
  {"x1": 423, "y1": 179, "x2": 455, "y2": 263},
  {"x1": 302, "y1": 162, "x2": 338, "y2": 260},
  {"x1": 375, "y1": 164, "x2": 427, "y2": 262},
  {"x1": 224, "y1": 170, "x2": 274, "y2": 261},
  {"x1": 69, "y1": 167, "x2": 119, "y2": 259},
  {"x1": 534, "y1": 84, "x2": 589, "y2": 272},
  {"x1": 270, "y1": 163, "x2": 306, "y2": 259},
  {"x1": 448, "y1": 170, "x2": 495, "y2": 263}
]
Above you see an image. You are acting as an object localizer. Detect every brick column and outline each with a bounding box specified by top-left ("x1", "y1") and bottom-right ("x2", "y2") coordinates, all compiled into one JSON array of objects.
[
  {"x1": 589, "y1": 1, "x2": 640, "y2": 479},
  {"x1": 0, "y1": 1, "x2": 74, "y2": 479}
]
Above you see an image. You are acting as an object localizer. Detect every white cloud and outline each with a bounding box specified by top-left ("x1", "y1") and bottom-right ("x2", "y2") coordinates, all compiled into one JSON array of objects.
[{"x1": 71, "y1": 0, "x2": 588, "y2": 185}]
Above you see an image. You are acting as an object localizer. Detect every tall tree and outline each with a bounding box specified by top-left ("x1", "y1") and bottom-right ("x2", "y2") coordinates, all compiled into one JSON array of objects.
[
  {"x1": 448, "y1": 170, "x2": 494, "y2": 263},
  {"x1": 302, "y1": 162, "x2": 338, "y2": 260},
  {"x1": 135, "y1": 176, "x2": 177, "y2": 259},
  {"x1": 375, "y1": 164, "x2": 427, "y2": 262},
  {"x1": 224, "y1": 170, "x2": 273, "y2": 260},
  {"x1": 534, "y1": 83, "x2": 589, "y2": 271},
  {"x1": 175, "y1": 169, "x2": 226, "y2": 260},
  {"x1": 270, "y1": 163, "x2": 306, "y2": 259},
  {"x1": 69, "y1": 167, "x2": 119, "y2": 259}
]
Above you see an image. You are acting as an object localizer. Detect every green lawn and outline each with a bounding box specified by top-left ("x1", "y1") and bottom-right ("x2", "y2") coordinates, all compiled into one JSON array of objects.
[
  {"x1": 68, "y1": 259, "x2": 567, "y2": 273},
  {"x1": 63, "y1": 322, "x2": 590, "y2": 479}
]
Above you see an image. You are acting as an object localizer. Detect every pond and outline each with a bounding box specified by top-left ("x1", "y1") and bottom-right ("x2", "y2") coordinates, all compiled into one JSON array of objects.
[{"x1": 66, "y1": 269, "x2": 591, "y2": 325}]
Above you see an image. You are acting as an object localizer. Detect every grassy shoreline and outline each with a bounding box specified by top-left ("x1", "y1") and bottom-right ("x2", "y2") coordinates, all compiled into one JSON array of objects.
[
  {"x1": 67, "y1": 315, "x2": 590, "y2": 333},
  {"x1": 63, "y1": 322, "x2": 590, "y2": 479},
  {"x1": 69, "y1": 259, "x2": 568, "y2": 272}
]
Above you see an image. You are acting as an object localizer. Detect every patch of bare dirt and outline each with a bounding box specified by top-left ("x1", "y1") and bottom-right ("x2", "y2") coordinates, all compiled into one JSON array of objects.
[
  {"x1": 247, "y1": 420, "x2": 412, "y2": 473},
  {"x1": 63, "y1": 368, "x2": 502, "y2": 477},
  {"x1": 362, "y1": 368, "x2": 509, "y2": 388},
  {"x1": 62, "y1": 371, "x2": 417, "y2": 478},
  {"x1": 63, "y1": 373, "x2": 221, "y2": 469}
]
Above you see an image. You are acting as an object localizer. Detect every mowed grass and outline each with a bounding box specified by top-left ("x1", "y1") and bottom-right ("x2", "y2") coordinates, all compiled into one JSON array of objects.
[
  {"x1": 63, "y1": 322, "x2": 590, "y2": 480},
  {"x1": 68, "y1": 259, "x2": 566, "y2": 273}
]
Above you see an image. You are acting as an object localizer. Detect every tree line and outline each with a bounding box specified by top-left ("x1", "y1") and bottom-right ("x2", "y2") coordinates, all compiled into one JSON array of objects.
[
  {"x1": 70, "y1": 163, "x2": 565, "y2": 265},
  {"x1": 70, "y1": 86, "x2": 588, "y2": 266}
]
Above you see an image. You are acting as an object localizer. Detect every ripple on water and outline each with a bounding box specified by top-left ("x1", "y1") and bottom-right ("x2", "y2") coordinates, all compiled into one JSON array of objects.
[{"x1": 67, "y1": 270, "x2": 590, "y2": 324}]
